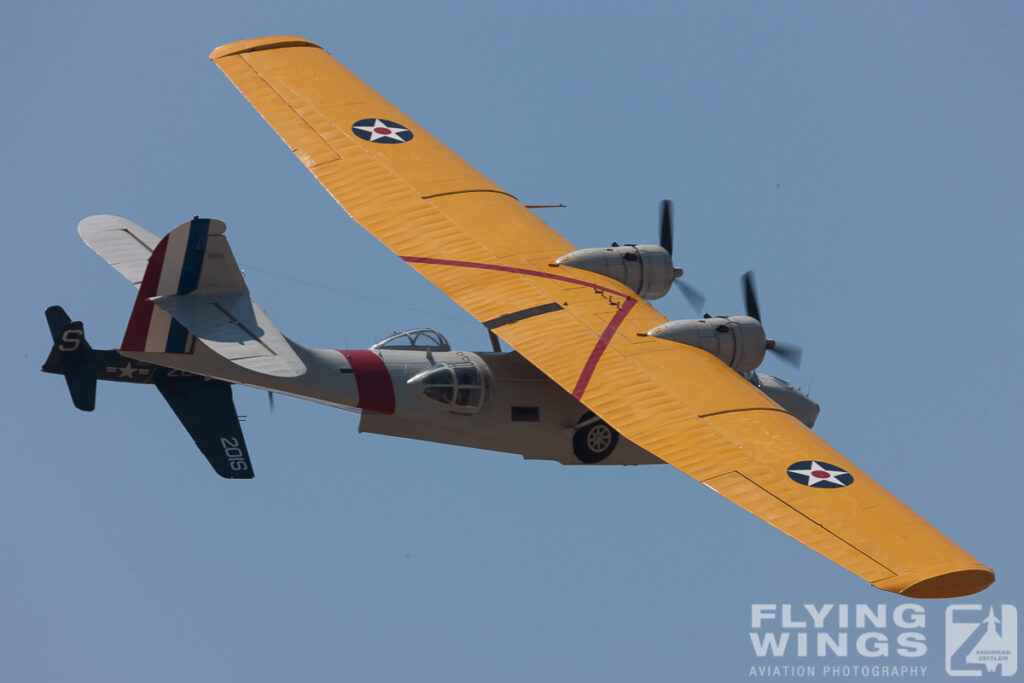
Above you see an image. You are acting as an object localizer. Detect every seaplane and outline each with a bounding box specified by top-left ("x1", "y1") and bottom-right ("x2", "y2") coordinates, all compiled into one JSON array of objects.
[{"x1": 43, "y1": 36, "x2": 994, "y2": 599}]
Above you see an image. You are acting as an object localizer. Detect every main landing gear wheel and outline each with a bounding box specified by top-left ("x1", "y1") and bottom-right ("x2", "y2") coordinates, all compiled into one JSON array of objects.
[{"x1": 573, "y1": 411, "x2": 619, "y2": 463}]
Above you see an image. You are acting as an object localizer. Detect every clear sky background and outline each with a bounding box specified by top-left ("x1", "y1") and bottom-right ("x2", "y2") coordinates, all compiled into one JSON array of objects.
[{"x1": 3, "y1": 2, "x2": 1022, "y2": 682}]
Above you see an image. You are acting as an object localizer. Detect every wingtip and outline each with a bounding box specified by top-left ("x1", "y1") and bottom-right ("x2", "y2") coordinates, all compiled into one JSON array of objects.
[
  {"x1": 873, "y1": 566, "x2": 995, "y2": 599},
  {"x1": 209, "y1": 36, "x2": 322, "y2": 61}
]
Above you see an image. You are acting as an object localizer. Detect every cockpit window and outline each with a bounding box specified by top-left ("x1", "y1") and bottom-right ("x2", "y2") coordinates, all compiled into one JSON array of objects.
[
  {"x1": 408, "y1": 362, "x2": 488, "y2": 414},
  {"x1": 424, "y1": 387, "x2": 454, "y2": 403},
  {"x1": 455, "y1": 366, "x2": 478, "y2": 385},
  {"x1": 371, "y1": 328, "x2": 451, "y2": 352},
  {"x1": 420, "y1": 369, "x2": 452, "y2": 385},
  {"x1": 456, "y1": 388, "x2": 481, "y2": 407}
]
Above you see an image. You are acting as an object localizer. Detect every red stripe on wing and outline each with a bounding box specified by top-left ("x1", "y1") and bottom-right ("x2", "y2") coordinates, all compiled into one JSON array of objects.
[
  {"x1": 399, "y1": 254, "x2": 640, "y2": 402},
  {"x1": 400, "y1": 256, "x2": 632, "y2": 298},
  {"x1": 571, "y1": 297, "x2": 638, "y2": 399}
]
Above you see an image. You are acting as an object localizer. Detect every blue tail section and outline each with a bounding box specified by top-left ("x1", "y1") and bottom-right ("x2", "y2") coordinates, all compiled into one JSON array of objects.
[{"x1": 43, "y1": 305, "x2": 254, "y2": 478}]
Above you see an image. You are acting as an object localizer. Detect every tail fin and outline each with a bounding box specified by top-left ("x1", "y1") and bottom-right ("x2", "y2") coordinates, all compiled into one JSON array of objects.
[
  {"x1": 120, "y1": 217, "x2": 305, "y2": 377},
  {"x1": 43, "y1": 306, "x2": 98, "y2": 411},
  {"x1": 120, "y1": 218, "x2": 211, "y2": 355}
]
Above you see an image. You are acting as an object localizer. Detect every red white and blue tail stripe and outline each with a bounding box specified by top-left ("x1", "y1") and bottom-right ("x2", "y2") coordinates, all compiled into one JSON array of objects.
[{"x1": 121, "y1": 217, "x2": 212, "y2": 353}]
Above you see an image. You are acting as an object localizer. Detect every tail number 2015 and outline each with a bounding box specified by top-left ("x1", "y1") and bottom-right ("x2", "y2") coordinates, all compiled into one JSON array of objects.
[{"x1": 221, "y1": 437, "x2": 248, "y2": 471}]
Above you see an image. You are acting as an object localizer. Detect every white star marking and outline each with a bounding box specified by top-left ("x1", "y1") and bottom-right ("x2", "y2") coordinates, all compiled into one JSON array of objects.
[
  {"x1": 117, "y1": 362, "x2": 138, "y2": 379},
  {"x1": 352, "y1": 118, "x2": 410, "y2": 142},
  {"x1": 788, "y1": 460, "x2": 850, "y2": 487}
]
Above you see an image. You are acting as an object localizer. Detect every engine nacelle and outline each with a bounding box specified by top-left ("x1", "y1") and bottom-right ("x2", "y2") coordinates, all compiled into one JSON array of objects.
[
  {"x1": 646, "y1": 315, "x2": 767, "y2": 372},
  {"x1": 554, "y1": 244, "x2": 680, "y2": 300}
]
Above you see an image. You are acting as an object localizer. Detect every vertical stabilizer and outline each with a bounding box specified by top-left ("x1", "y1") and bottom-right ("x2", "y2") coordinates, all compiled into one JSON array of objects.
[
  {"x1": 119, "y1": 217, "x2": 305, "y2": 377},
  {"x1": 121, "y1": 217, "x2": 218, "y2": 354}
]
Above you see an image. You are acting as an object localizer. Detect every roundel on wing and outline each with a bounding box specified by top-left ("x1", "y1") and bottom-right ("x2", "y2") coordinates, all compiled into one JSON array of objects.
[
  {"x1": 787, "y1": 460, "x2": 854, "y2": 488},
  {"x1": 351, "y1": 118, "x2": 414, "y2": 144}
]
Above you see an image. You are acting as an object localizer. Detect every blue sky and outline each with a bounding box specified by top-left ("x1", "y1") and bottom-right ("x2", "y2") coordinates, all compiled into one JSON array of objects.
[{"x1": 3, "y1": 2, "x2": 1022, "y2": 681}]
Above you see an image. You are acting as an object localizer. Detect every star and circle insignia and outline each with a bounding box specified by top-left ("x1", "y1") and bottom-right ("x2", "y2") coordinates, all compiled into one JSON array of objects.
[
  {"x1": 787, "y1": 460, "x2": 854, "y2": 488},
  {"x1": 351, "y1": 118, "x2": 414, "y2": 144}
]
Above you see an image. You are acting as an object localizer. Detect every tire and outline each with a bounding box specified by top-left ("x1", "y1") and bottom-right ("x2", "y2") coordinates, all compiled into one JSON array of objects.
[{"x1": 573, "y1": 413, "x2": 619, "y2": 463}]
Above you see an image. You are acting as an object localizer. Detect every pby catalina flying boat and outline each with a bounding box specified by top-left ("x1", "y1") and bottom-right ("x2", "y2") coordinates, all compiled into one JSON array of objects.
[{"x1": 43, "y1": 36, "x2": 993, "y2": 598}]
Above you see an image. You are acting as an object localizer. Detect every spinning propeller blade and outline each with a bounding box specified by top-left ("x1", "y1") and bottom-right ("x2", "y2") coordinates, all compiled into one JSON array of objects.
[
  {"x1": 742, "y1": 271, "x2": 802, "y2": 368},
  {"x1": 660, "y1": 199, "x2": 705, "y2": 312},
  {"x1": 660, "y1": 199, "x2": 673, "y2": 256},
  {"x1": 766, "y1": 340, "x2": 803, "y2": 367},
  {"x1": 674, "y1": 279, "x2": 706, "y2": 312},
  {"x1": 742, "y1": 271, "x2": 762, "y2": 323}
]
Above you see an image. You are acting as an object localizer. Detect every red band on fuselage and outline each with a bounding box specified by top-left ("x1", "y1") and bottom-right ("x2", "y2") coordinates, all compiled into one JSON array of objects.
[{"x1": 339, "y1": 350, "x2": 395, "y2": 415}]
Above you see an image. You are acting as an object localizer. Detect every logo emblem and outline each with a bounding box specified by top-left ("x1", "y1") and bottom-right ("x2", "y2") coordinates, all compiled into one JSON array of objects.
[
  {"x1": 787, "y1": 460, "x2": 854, "y2": 488},
  {"x1": 947, "y1": 605, "x2": 1018, "y2": 676},
  {"x1": 351, "y1": 118, "x2": 413, "y2": 144}
]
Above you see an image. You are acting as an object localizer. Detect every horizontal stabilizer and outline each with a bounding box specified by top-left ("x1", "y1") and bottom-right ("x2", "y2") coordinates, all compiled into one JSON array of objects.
[
  {"x1": 78, "y1": 215, "x2": 160, "y2": 288},
  {"x1": 43, "y1": 306, "x2": 97, "y2": 411},
  {"x1": 120, "y1": 217, "x2": 306, "y2": 377},
  {"x1": 42, "y1": 305, "x2": 254, "y2": 478},
  {"x1": 151, "y1": 291, "x2": 303, "y2": 376},
  {"x1": 45, "y1": 305, "x2": 73, "y2": 343},
  {"x1": 155, "y1": 374, "x2": 254, "y2": 478}
]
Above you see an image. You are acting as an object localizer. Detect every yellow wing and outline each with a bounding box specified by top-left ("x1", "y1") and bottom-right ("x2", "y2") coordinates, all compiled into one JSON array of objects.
[{"x1": 211, "y1": 36, "x2": 993, "y2": 597}]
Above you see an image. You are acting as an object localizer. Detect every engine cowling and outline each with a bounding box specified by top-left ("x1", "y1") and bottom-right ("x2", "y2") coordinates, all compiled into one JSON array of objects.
[
  {"x1": 554, "y1": 244, "x2": 680, "y2": 300},
  {"x1": 646, "y1": 315, "x2": 767, "y2": 372}
]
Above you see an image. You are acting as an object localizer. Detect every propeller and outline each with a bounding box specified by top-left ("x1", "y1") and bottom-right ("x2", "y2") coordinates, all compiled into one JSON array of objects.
[
  {"x1": 659, "y1": 199, "x2": 673, "y2": 256},
  {"x1": 741, "y1": 270, "x2": 803, "y2": 367},
  {"x1": 660, "y1": 199, "x2": 706, "y2": 312}
]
